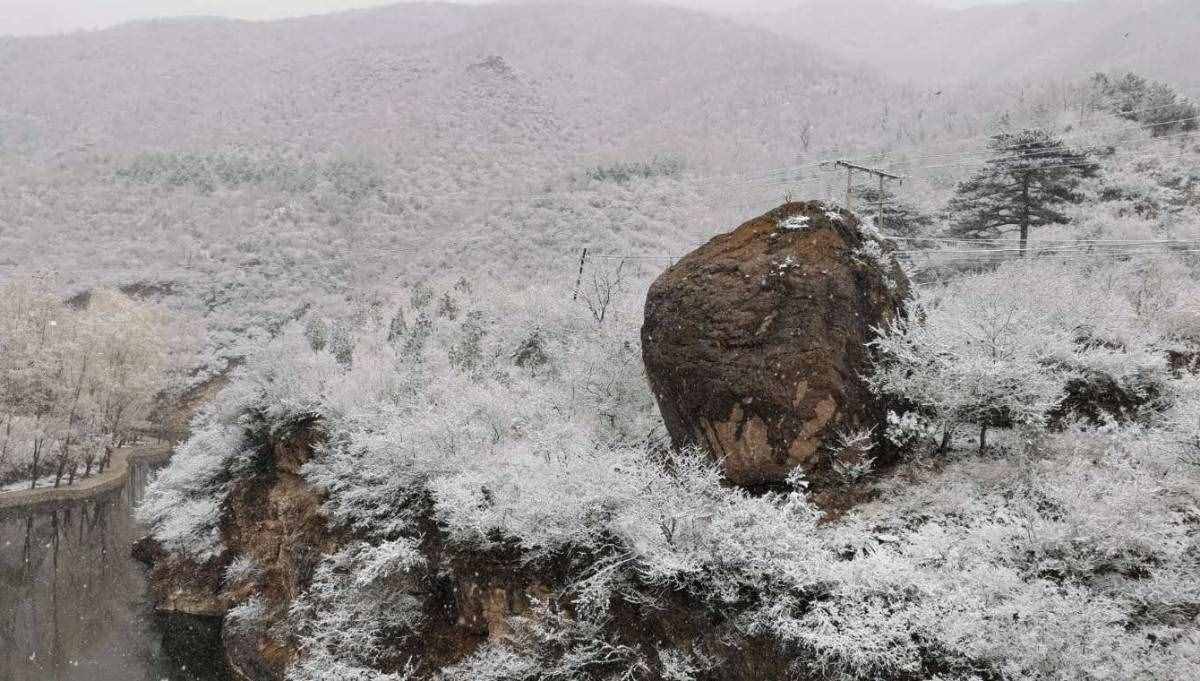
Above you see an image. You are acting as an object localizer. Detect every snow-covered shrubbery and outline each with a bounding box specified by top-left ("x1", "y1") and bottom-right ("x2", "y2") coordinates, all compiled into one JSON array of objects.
[
  {"x1": 0, "y1": 146, "x2": 718, "y2": 388},
  {"x1": 135, "y1": 382, "x2": 255, "y2": 557},
  {"x1": 586, "y1": 156, "x2": 684, "y2": 184},
  {"x1": 140, "y1": 253, "x2": 1200, "y2": 679},
  {"x1": 226, "y1": 596, "x2": 268, "y2": 635},
  {"x1": 287, "y1": 540, "x2": 426, "y2": 681},
  {"x1": 870, "y1": 257, "x2": 1177, "y2": 453},
  {"x1": 114, "y1": 151, "x2": 385, "y2": 201}
]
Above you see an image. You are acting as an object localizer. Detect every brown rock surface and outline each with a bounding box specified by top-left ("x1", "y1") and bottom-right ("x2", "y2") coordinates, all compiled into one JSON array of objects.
[
  {"x1": 137, "y1": 419, "x2": 810, "y2": 679},
  {"x1": 641, "y1": 201, "x2": 910, "y2": 488},
  {"x1": 138, "y1": 426, "x2": 345, "y2": 681}
]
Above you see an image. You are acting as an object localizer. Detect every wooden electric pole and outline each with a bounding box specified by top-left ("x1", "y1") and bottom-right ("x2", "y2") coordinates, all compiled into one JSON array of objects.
[
  {"x1": 572, "y1": 248, "x2": 589, "y2": 301},
  {"x1": 828, "y1": 161, "x2": 903, "y2": 230}
]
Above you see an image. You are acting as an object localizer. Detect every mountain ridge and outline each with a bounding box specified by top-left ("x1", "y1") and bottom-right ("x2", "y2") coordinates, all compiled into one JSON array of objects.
[
  {"x1": 0, "y1": 0, "x2": 911, "y2": 174},
  {"x1": 733, "y1": 0, "x2": 1198, "y2": 88}
]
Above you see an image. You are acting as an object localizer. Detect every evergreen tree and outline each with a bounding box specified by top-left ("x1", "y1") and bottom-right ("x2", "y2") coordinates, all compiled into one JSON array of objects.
[
  {"x1": 1089, "y1": 72, "x2": 1198, "y2": 137},
  {"x1": 1140, "y1": 82, "x2": 1199, "y2": 137},
  {"x1": 855, "y1": 185, "x2": 935, "y2": 247},
  {"x1": 946, "y1": 129, "x2": 1098, "y2": 254}
]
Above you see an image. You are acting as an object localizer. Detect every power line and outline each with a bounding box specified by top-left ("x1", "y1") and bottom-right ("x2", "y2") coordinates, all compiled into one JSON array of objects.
[
  {"x1": 886, "y1": 236, "x2": 1200, "y2": 245},
  {"x1": 757, "y1": 128, "x2": 1196, "y2": 188},
  {"x1": 915, "y1": 130, "x2": 1196, "y2": 172},
  {"x1": 877, "y1": 115, "x2": 1200, "y2": 169},
  {"x1": 893, "y1": 244, "x2": 1200, "y2": 256},
  {"x1": 742, "y1": 135, "x2": 1195, "y2": 200},
  {"x1": 750, "y1": 115, "x2": 1199, "y2": 184},
  {"x1": 904, "y1": 147, "x2": 1193, "y2": 177},
  {"x1": 906, "y1": 249, "x2": 1200, "y2": 267},
  {"x1": 840, "y1": 102, "x2": 1200, "y2": 166},
  {"x1": 657, "y1": 116, "x2": 1193, "y2": 193}
]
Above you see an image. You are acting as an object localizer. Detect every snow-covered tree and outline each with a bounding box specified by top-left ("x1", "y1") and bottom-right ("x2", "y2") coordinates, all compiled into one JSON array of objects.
[
  {"x1": 946, "y1": 129, "x2": 1098, "y2": 254},
  {"x1": 1091, "y1": 72, "x2": 1199, "y2": 137},
  {"x1": 0, "y1": 278, "x2": 169, "y2": 487},
  {"x1": 868, "y1": 264, "x2": 1080, "y2": 451},
  {"x1": 854, "y1": 184, "x2": 935, "y2": 245}
]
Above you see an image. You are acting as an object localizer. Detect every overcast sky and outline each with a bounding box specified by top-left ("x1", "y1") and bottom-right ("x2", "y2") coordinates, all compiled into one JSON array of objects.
[{"x1": 0, "y1": 0, "x2": 1070, "y2": 37}]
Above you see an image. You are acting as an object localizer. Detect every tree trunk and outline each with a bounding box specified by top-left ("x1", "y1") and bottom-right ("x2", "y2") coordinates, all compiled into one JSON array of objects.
[
  {"x1": 1019, "y1": 173, "x2": 1031, "y2": 257},
  {"x1": 30, "y1": 440, "x2": 42, "y2": 490},
  {"x1": 0, "y1": 418, "x2": 10, "y2": 471},
  {"x1": 979, "y1": 424, "x2": 988, "y2": 452},
  {"x1": 54, "y1": 435, "x2": 73, "y2": 488}
]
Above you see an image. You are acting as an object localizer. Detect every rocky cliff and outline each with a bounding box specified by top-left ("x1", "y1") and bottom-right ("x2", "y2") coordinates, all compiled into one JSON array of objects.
[
  {"x1": 136, "y1": 422, "x2": 802, "y2": 680},
  {"x1": 136, "y1": 425, "x2": 341, "y2": 679}
]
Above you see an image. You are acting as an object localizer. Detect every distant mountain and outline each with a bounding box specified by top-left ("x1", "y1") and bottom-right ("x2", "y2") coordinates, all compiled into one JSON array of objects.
[
  {"x1": 0, "y1": 0, "x2": 918, "y2": 175},
  {"x1": 732, "y1": 0, "x2": 1199, "y2": 89},
  {"x1": 4, "y1": 0, "x2": 1192, "y2": 165}
]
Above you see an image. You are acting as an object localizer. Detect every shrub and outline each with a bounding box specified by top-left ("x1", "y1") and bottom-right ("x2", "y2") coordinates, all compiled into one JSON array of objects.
[
  {"x1": 114, "y1": 150, "x2": 384, "y2": 199},
  {"x1": 870, "y1": 258, "x2": 1178, "y2": 451},
  {"x1": 585, "y1": 156, "x2": 684, "y2": 184},
  {"x1": 224, "y1": 555, "x2": 264, "y2": 587},
  {"x1": 226, "y1": 596, "x2": 268, "y2": 634}
]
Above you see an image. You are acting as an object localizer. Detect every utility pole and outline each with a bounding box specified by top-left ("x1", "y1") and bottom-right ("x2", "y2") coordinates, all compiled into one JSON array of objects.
[
  {"x1": 828, "y1": 161, "x2": 903, "y2": 230},
  {"x1": 572, "y1": 248, "x2": 589, "y2": 301}
]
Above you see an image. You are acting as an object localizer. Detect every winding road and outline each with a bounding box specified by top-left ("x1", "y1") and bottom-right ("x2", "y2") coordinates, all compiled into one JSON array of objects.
[{"x1": 0, "y1": 445, "x2": 172, "y2": 511}]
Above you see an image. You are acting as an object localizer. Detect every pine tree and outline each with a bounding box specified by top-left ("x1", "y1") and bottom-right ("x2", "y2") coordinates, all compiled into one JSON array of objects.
[
  {"x1": 1090, "y1": 72, "x2": 1198, "y2": 136},
  {"x1": 855, "y1": 185, "x2": 935, "y2": 246},
  {"x1": 1140, "y1": 82, "x2": 1199, "y2": 137},
  {"x1": 946, "y1": 129, "x2": 1098, "y2": 254}
]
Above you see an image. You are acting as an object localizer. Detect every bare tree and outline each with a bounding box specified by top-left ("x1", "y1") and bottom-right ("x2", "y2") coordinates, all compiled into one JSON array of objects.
[{"x1": 581, "y1": 259, "x2": 627, "y2": 324}]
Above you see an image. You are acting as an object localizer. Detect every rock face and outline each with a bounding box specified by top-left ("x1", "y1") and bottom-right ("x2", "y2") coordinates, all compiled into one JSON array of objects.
[
  {"x1": 137, "y1": 424, "x2": 549, "y2": 679},
  {"x1": 641, "y1": 201, "x2": 910, "y2": 488},
  {"x1": 137, "y1": 426, "x2": 344, "y2": 681},
  {"x1": 140, "y1": 423, "x2": 803, "y2": 680}
]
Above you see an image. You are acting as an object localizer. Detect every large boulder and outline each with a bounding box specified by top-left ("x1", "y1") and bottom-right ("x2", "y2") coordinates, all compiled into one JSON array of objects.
[{"x1": 641, "y1": 201, "x2": 910, "y2": 488}]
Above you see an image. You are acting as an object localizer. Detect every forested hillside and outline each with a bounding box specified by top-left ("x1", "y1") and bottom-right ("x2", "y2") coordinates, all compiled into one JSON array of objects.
[
  {"x1": 137, "y1": 119, "x2": 1200, "y2": 678},
  {"x1": 0, "y1": 1, "x2": 956, "y2": 382},
  {"x1": 0, "y1": 1, "x2": 1150, "y2": 379},
  {"x1": 0, "y1": 1, "x2": 903, "y2": 163}
]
